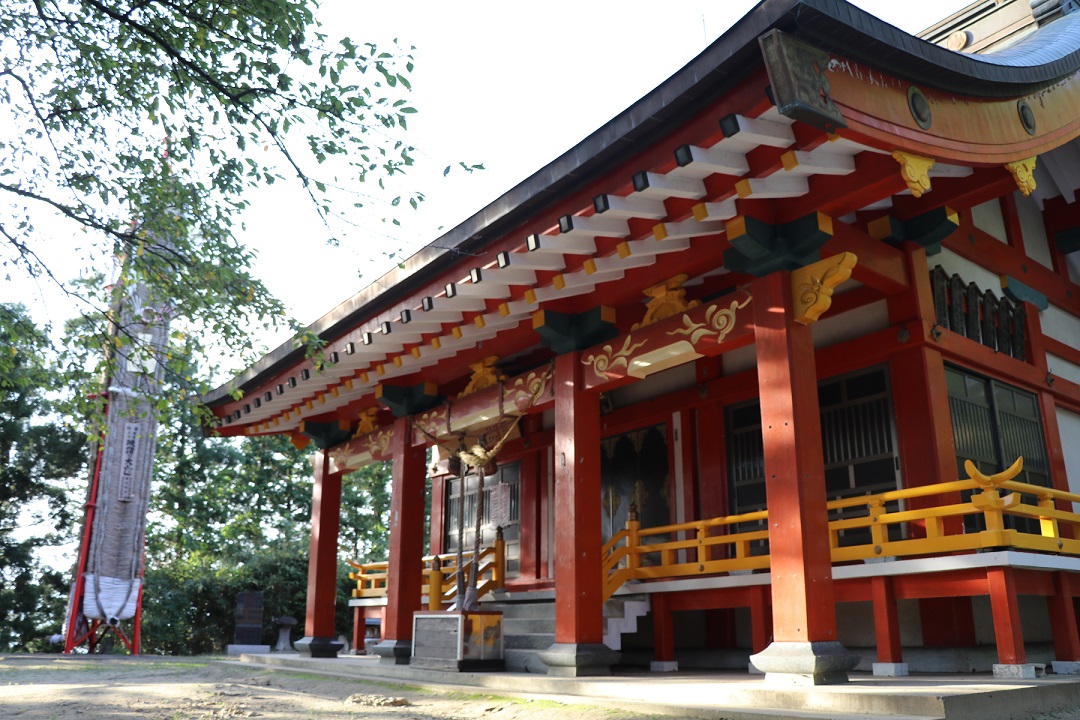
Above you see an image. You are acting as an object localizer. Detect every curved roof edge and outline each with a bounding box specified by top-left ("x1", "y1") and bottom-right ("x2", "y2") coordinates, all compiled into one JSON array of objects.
[
  {"x1": 203, "y1": 0, "x2": 1080, "y2": 406},
  {"x1": 777, "y1": 0, "x2": 1080, "y2": 96}
]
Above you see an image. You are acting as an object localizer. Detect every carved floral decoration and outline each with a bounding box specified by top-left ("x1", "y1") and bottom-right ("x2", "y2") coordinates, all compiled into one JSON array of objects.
[
  {"x1": 791, "y1": 252, "x2": 857, "y2": 325},
  {"x1": 414, "y1": 405, "x2": 449, "y2": 439},
  {"x1": 351, "y1": 406, "x2": 380, "y2": 438},
  {"x1": 1005, "y1": 157, "x2": 1037, "y2": 196},
  {"x1": 582, "y1": 335, "x2": 648, "y2": 380},
  {"x1": 458, "y1": 355, "x2": 506, "y2": 398},
  {"x1": 632, "y1": 274, "x2": 700, "y2": 331},
  {"x1": 891, "y1": 150, "x2": 934, "y2": 198},
  {"x1": 505, "y1": 369, "x2": 553, "y2": 413},
  {"x1": 366, "y1": 427, "x2": 394, "y2": 459},
  {"x1": 668, "y1": 295, "x2": 752, "y2": 344}
]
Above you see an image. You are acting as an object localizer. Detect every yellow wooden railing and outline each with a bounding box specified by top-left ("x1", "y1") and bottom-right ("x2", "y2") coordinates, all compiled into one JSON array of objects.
[
  {"x1": 348, "y1": 532, "x2": 506, "y2": 610},
  {"x1": 602, "y1": 458, "x2": 1080, "y2": 600}
]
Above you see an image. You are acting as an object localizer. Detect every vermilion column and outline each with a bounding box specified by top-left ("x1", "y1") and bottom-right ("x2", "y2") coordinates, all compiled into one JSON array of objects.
[
  {"x1": 1049, "y1": 573, "x2": 1080, "y2": 669},
  {"x1": 747, "y1": 272, "x2": 858, "y2": 685},
  {"x1": 888, "y1": 246, "x2": 962, "y2": 503},
  {"x1": 296, "y1": 448, "x2": 345, "y2": 658},
  {"x1": 538, "y1": 351, "x2": 617, "y2": 676},
  {"x1": 374, "y1": 416, "x2": 427, "y2": 664},
  {"x1": 988, "y1": 568, "x2": 1026, "y2": 666},
  {"x1": 871, "y1": 576, "x2": 904, "y2": 674},
  {"x1": 889, "y1": 246, "x2": 972, "y2": 646}
]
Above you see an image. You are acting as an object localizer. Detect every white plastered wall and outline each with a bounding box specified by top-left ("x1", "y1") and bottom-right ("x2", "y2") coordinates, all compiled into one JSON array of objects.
[
  {"x1": 1059, "y1": 407, "x2": 1080, "y2": 499},
  {"x1": 1015, "y1": 191, "x2": 1055, "y2": 270},
  {"x1": 971, "y1": 198, "x2": 1007, "y2": 243}
]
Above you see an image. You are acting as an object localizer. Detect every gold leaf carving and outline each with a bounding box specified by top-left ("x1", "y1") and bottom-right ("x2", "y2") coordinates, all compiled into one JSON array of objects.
[
  {"x1": 668, "y1": 295, "x2": 752, "y2": 344},
  {"x1": 366, "y1": 427, "x2": 394, "y2": 458},
  {"x1": 506, "y1": 370, "x2": 551, "y2": 411},
  {"x1": 351, "y1": 406, "x2": 381, "y2": 438},
  {"x1": 415, "y1": 406, "x2": 448, "y2": 437},
  {"x1": 458, "y1": 355, "x2": 505, "y2": 398},
  {"x1": 582, "y1": 335, "x2": 647, "y2": 380},
  {"x1": 632, "y1": 274, "x2": 700, "y2": 331},
  {"x1": 891, "y1": 150, "x2": 934, "y2": 198},
  {"x1": 791, "y1": 252, "x2": 858, "y2": 325},
  {"x1": 1005, "y1": 157, "x2": 1037, "y2": 196}
]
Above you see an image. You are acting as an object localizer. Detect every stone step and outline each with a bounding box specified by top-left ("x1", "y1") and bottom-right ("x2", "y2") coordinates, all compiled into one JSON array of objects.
[
  {"x1": 502, "y1": 615, "x2": 553, "y2": 632},
  {"x1": 504, "y1": 647, "x2": 550, "y2": 674},
  {"x1": 504, "y1": 632, "x2": 555, "y2": 650},
  {"x1": 488, "y1": 601, "x2": 555, "y2": 619}
]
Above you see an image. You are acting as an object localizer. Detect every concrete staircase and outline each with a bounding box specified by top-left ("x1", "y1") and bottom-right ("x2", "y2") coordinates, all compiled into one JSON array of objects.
[{"x1": 489, "y1": 593, "x2": 650, "y2": 673}]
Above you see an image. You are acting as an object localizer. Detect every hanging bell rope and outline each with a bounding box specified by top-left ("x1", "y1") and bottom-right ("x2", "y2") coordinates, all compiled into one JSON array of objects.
[{"x1": 411, "y1": 362, "x2": 554, "y2": 472}]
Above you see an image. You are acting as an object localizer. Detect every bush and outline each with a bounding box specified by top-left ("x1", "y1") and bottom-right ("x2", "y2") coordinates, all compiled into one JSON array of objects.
[{"x1": 141, "y1": 538, "x2": 357, "y2": 655}]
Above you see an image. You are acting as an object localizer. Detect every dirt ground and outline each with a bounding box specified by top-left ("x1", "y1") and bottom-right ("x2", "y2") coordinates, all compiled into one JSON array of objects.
[{"x1": 0, "y1": 655, "x2": 655, "y2": 720}]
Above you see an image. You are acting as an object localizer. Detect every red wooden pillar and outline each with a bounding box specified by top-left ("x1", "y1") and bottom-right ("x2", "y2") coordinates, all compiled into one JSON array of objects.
[
  {"x1": 519, "y1": 448, "x2": 541, "y2": 581},
  {"x1": 749, "y1": 584, "x2": 773, "y2": 655},
  {"x1": 428, "y1": 476, "x2": 446, "y2": 557},
  {"x1": 696, "y1": 403, "x2": 727, "y2": 561},
  {"x1": 988, "y1": 568, "x2": 1026, "y2": 666},
  {"x1": 889, "y1": 246, "x2": 974, "y2": 645},
  {"x1": 1050, "y1": 572, "x2": 1080, "y2": 666},
  {"x1": 889, "y1": 245, "x2": 960, "y2": 497},
  {"x1": 747, "y1": 272, "x2": 857, "y2": 684},
  {"x1": 871, "y1": 576, "x2": 906, "y2": 674},
  {"x1": 539, "y1": 351, "x2": 617, "y2": 676},
  {"x1": 374, "y1": 416, "x2": 428, "y2": 664},
  {"x1": 296, "y1": 449, "x2": 345, "y2": 657},
  {"x1": 651, "y1": 592, "x2": 677, "y2": 671},
  {"x1": 520, "y1": 414, "x2": 544, "y2": 581},
  {"x1": 352, "y1": 606, "x2": 364, "y2": 653}
]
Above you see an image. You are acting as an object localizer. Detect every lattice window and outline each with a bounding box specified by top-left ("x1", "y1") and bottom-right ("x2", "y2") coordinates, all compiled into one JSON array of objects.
[
  {"x1": 725, "y1": 366, "x2": 901, "y2": 550},
  {"x1": 444, "y1": 461, "x2": 521, "y2": 575},
  {"x1": 946, "y1": 365, "x2": 1050, "y2": 534}
]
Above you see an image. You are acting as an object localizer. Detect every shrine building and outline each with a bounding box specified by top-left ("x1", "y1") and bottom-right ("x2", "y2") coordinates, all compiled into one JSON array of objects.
[{"x1": 203, "y1": 0, "x2": 1080, "y2": 684}]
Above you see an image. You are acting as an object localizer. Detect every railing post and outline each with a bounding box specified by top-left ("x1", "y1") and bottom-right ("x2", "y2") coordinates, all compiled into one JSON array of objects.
[
  {"x1": 627, "y1": 504, "x2": 641, "y2": 572},
  {"x1": 975, "y1": 488, "x2": 1007, "y2": 533},
  {"x1": 428, "y1": 557, "x2": 443, "y2": 611},
  {"x1": 696, "y1": 523, "x2": 707, "y2": 566},
  {"x1": 869, "y1": 499, "x2": 887, "y2": 551},
  {"x1": 1039, "y1": 493, "x2": 1060, "y2": 539},
  {"x1": 494, "y1": 526, "x2": 506, "y2": 589}
]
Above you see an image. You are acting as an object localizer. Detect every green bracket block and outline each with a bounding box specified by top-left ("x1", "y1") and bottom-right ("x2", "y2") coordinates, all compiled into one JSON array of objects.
[
  {"x1": 724, "y1": 212, "x2": 832, "y2": 276},
  {"x1": 376, "y1": 382, "x2": 444, "y2": 418},
  {"x1": 533, "y1": 306, "x2": 618, "y2": 355},
  {"x1": 1056, "y1": 225, "x2": 1080, "y2": 255},
  {"x1": 869, "y1": 207, "x2": 958, "y2": 257},
  {"x1": 301, "y1": 419, "x2": 353, "y2": 449},
  {"x1": 1001, "y1": 276, "x2": 1048, "y2": 310}
]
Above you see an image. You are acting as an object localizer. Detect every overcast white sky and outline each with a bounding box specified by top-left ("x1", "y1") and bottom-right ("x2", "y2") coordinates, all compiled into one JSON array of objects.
[{"x1": 240, "y1": 0, "x2": 973, "y2": 350}]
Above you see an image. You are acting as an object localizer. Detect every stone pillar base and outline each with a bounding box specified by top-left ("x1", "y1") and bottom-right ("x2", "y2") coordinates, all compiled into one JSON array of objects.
[
  {"x1": 1052, "y1": 661, "x2": 1080, "y2": 675},
  {"x1": 372, "y1": 639, "x2": 412, "y2": 665},
  {"x1": 294, "y1": 636, "x2": 343, "y2": 659},
  {"x1": 749, "y1": 641, "x2": 860, "y2": 686},
  {"x1": 873, "y1": 662, "x2": 909, "y2": 677},
  {"x1": 538, "y1": 643, "x2": 619, "y2": 677},
  {"x1": 993, "y1": 663, "x2": 1046, "y2": 679},
  {"x1": 650, "y1": 660, "x2": 678, "y2": 672}
]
